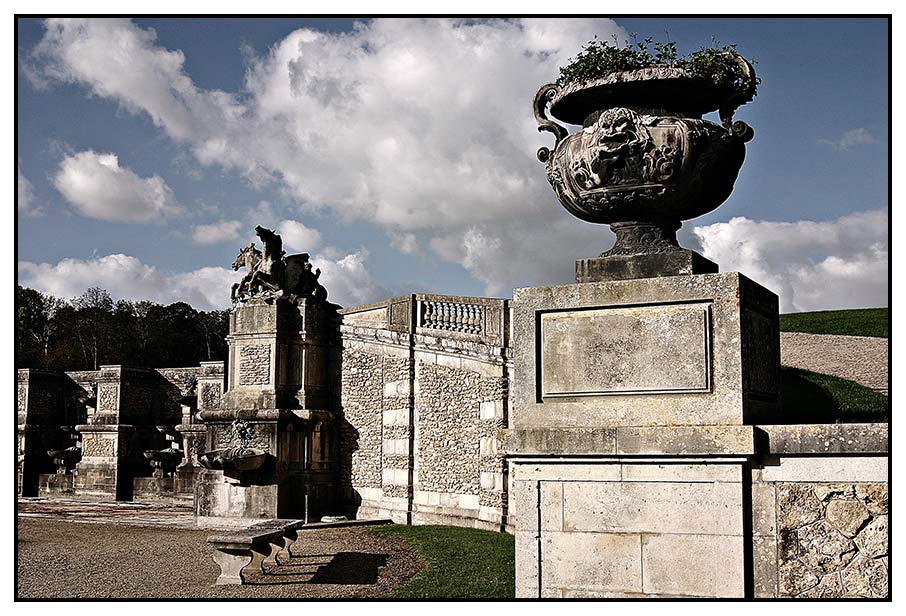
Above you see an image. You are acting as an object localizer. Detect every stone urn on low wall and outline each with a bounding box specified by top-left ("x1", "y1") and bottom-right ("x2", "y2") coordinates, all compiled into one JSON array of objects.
[{"x1": 534, "y1": 52, "x2": 758, "y2": 281}]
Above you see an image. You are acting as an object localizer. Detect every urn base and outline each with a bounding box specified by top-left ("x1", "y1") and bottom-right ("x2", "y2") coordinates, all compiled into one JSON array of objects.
[{"x1": 576, "y1": 249, "x2": 718, "y2": 283}]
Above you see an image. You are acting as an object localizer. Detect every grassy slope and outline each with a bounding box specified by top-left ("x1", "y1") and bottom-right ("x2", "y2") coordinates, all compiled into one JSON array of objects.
[
  {"x1": 371, "y1": 524, "x2": 514, "y2": 598},
  {"x1": 779, "y1": 307, "x2": 888, "y2": 338},
  {"x1": 780, "y1": 366, "x2": 888, "y2": 423}
]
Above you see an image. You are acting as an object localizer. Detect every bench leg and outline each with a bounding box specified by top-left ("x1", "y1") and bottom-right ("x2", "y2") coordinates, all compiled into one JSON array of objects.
[
  {"x1": 264, "y1": 538, "x2": 284, "y2": 567},
  {"x1": 212, "y1": 548, "x2": 252, "y2": 585},
  {"x1": 278, "y1": 529, "x2": 298, "y2": 564}
]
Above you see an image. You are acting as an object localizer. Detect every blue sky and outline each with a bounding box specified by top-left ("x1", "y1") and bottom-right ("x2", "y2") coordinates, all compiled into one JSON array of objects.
[{"x1": 17, "y1": 17, "x2": 889, "y2": 312}]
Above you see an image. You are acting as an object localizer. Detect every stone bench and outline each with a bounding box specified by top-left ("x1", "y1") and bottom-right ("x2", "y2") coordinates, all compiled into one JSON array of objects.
[{"x1": 207, "y1": 519, "x2": 306, "y2": 585}]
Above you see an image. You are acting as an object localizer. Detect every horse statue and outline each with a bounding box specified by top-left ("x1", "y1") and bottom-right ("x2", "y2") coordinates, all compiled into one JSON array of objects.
[
  {"x1": 231, "y1": 243, "x2": 262, "y2": 302},
  {"x1": 233, "y1": 225, "x2": 333, "y2": 305}
]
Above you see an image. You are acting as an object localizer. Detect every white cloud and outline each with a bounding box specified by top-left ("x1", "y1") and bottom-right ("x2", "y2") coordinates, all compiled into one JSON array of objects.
[
  {"x1": 17, "y1": 246, "x2": 389, "y2": 311},
  {"x1": 191, "y1": 219, "x2": 242, "y2": 245},
  {"x1": 311, "y1": 247, "x2": 389, "y2": 308},
  {"x1": 18, "y1": 253, "x2": 239, "y2": 311},
  {"x1": 817, "y1": 127, "x2": 879, "y2": 151},
  {"x1": 390, "y1": 231, "x2": 419, "y2": 255},
  {"x1": 18, "y1": 162, "x2": 40, "y2": 216},
  {"x1": 53, "y1": 150, "x2": 181, "y2": 222},
  {"x1": 692, "y1": 209, "x2": 888, "y2": 312},
  {"x1": 278, "y1": 219, "x2": 322, "y2": 252},
  {"x1": 32, "y1": 18, "x2": 625, "y2": 293}
]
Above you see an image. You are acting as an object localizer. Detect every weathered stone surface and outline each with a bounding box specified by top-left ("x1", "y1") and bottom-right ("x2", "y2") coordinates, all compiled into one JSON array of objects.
[
  {"x1": 539, "y1": 302, "x2": 710, "y2": 396},
  {"x1": 761, "y1": 455, "x2": 887, "y2": 483},
  {"x1": 641, "y1": 534, "x2": 745, "y2": 597},
  {"x1": 824, "y1": 498, "x2": 869, "y2": 537},
  {"x1": 841, "y1": 554, "x2": 888, "y2": 597},
  {"x1": 855, "y1": 483, "x2": 888, "y2": 514},
  {"x1": 576, "y1": 249, "x2": 718, "y2": 283},
  {"x1": 778, "y1": 559, "x2": 819, "y2": 596},
  {"x1": 812, "y1": 483, "x2": 855, "y2": 502},
  {"x1": 756, "y1": 423, "x2": 888, "y2": 455},
  {"x1": 563, "y1": 480, "x2": 743, "y2": 535},
  {"x1": 796, "y1": 572, "x2": 842, "y2": 598},
  {"x1": 796, "y1": 521, "x2": 856, "y2": 574},
  {"x1": 777, "y1": 484, "x2": 822, "y2": 529},
  {"x1": 751, "y1": 535, "x2": 778, "y2": 597},
  {"x1": 542, "y1": 531, "x2": 642, "y2": 593},
  {"x1": 854, "y1": 514, "x2": 887, "y2": 558}
]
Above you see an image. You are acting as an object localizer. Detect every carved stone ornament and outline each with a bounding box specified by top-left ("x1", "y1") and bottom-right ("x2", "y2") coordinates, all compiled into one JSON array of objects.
[
  {"x1": 231, "y1": 225, "x2": 337, "y2": 307},
  {"x1": 534, "y1": 54, "x2": 757, "y2": 256}
]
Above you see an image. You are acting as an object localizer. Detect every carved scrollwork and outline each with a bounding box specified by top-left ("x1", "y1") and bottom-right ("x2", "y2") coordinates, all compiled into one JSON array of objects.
[{"x1": 533, "y1": 83, "x2": 568, "y2": 162}]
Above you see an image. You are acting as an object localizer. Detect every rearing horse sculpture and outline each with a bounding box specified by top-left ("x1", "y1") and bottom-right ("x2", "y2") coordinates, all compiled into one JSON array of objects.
[
  {"x1": 231, "y1": 243, "x2": 262, "y2": 302},
  {"x1": 235, "y1": 225, "x2": 332, "y2": 304}
]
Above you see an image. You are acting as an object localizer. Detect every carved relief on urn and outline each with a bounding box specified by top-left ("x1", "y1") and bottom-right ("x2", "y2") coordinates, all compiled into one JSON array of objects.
[{"x1": 535, "y1": 54, "x2": 757, "y2": 260}]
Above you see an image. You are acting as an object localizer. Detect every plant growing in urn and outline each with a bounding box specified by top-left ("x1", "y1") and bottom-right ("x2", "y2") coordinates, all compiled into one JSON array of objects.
[{"x1": 534, "y1": 36, "x2": 758, "y2": 280}]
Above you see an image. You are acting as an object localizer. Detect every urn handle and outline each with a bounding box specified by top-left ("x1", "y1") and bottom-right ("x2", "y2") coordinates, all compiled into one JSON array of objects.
[
  {"x1": 533, "y1": 83, "x2": 568, "y2": 162},
  {"x1": 718, "y1": 52, "x2": 758, "y2": 139}
]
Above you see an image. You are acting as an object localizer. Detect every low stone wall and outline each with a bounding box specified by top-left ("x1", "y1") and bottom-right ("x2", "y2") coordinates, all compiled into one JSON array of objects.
[
  {"x1": 339, "y1": 294, "x2": 511, "y2": 531},
  {"x1": 752, "y1": 424, "x2": 888, "y2": 598},
  {"x1": 780, "y1": 332, "x2": 888, "y2": 394},
  {"x1": 506, "y1": 422, "x2": 887, "y2": 598}
]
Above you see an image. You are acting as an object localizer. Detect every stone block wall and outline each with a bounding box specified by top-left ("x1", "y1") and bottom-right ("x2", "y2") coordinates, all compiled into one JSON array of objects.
[{"x1": 339, "y1": 294, "x2": 511, "y2": 530}]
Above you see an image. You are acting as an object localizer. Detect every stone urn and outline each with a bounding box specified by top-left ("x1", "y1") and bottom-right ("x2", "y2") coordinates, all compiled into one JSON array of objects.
[{"x1": 534, "y1": 53, "x2": 757, "y2": 268}]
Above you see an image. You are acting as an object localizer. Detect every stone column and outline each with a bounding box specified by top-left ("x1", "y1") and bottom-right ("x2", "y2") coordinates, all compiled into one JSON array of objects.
[{"x1": 506, "y1": 272, "x2": 781, "y2": 598}]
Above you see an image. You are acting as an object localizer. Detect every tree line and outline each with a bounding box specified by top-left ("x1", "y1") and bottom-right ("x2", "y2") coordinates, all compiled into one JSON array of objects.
[{"x1": 16, "y1": 286, "x2": 230, "y2": 372}]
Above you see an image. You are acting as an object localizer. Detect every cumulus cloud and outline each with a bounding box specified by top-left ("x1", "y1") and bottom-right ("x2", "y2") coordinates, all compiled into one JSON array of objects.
[
  {"x1": 191, "y1": 219, "x2": 242, "y2": 245},
  {"x1": 53, "y1": 150, "x2": 181, "y2": 222},
  {"x1": 18, "y1": 162, "x2": 40, "y2": 216},
  {"x1": 817, "y1": 128, "x2": 879, "y2": 151},
  {"x1": 278, "y1": 219, "x2": 322, "y2": 252},
  {"x1": 691, "y1": 209, "x2": 888, "y2": 313},
  {"x1": 18, "y1": 246, "x2": 388, "y2": 311},
  {"x1": 311, "y1": 248, "x2": 390, "y2": 308},
  {"x1": 31, "y1": 17, "x2": 625, "y2": 293},
  {"x1": 18, "y1": 254, "x2": 239, "y2": 310}
]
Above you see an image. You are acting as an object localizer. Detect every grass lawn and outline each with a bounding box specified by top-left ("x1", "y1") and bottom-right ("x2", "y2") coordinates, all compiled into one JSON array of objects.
[
  {"x1": 779, "y1": 307, "x2": 888, "y2": 338},
  {"x1": 371, "y1": 524, "x2": 514, "y2": 598},
  {"x1": 780, "y1": 366, "x2": 889, "y2": 424}
]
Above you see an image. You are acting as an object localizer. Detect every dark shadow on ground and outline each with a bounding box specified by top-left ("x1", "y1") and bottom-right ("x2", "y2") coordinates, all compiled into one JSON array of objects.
[{"x1": 307, "y1": 552, "x2": 389, "y2": 585}]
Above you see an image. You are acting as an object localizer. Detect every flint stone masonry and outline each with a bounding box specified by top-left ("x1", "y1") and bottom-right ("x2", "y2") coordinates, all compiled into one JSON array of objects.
[{"x1": 339, "y1": 293, "x2": 510, "y2": 531}]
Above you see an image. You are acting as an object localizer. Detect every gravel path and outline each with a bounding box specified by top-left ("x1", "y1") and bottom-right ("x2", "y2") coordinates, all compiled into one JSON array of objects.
[
  {"x1": 780, "y1": 332, "x2": 889, "y2": 394},
  {"x1": 17, "y1": 517, "x2": 422, "y2": 599}
]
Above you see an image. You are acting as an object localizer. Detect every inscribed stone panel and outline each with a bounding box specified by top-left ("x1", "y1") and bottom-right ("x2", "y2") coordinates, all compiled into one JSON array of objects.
[{"x1": 539, "y1": 302, "x2": 711, "y2": 397}]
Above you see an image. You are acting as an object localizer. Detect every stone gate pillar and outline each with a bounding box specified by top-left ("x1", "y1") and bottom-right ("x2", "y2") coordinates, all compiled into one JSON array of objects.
[{"x1": 194, "y1": 295, "x2": 340, "y2": 526}]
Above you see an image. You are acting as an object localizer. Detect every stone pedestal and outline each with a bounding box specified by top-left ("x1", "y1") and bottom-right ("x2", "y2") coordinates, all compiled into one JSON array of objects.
[
  {"x1": 195, "y1": 297, "x2": 340, "y2": 526},
  {"x1": 506, "y1": 272, "x2": 781, "y2": 598},
  {"x1": 17, "y1": 369, "x2": 76, "y2": 496},
  {"x1": 576, "y1": 250, "x2": 718, "y2": 283},
  {"x1": 73, "y1": 366, "x2": 171, "y2": 501}
]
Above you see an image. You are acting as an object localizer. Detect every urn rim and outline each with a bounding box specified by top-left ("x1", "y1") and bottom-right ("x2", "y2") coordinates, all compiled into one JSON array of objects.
[{"x1": 549, "y1": 66, "x2": 741, "y2": 126}]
